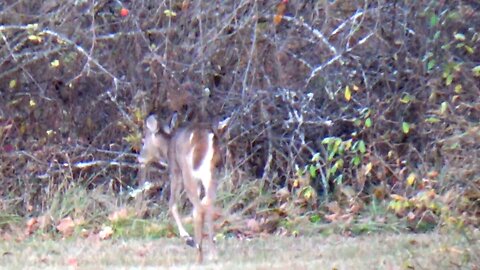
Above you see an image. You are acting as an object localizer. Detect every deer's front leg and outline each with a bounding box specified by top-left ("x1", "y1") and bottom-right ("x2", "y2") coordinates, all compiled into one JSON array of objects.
[
  {"x1": 203, "y1": 179, "x2": 217, "y2": 261},
  {"x1": 192, "y1": 205, "x2": 204, "y2": 263}
]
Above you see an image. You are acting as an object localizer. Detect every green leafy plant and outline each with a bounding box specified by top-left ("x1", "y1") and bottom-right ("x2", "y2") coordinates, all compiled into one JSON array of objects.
[{"x1": 301, "y1": 135, "x2": 368, "y2": 198}]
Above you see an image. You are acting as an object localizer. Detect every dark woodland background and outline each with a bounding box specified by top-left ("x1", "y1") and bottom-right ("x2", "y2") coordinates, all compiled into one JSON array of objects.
[{"x1": 0, "y1": 0, "x2": 479, "y2": 234}]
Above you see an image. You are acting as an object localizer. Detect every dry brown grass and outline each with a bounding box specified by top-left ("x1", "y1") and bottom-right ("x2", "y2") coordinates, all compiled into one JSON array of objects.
[{"x1": 1, "y1": 230, "x2": 478, "y2": 269}]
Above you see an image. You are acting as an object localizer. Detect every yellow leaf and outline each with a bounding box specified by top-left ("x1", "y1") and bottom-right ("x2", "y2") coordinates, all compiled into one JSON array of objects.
[
  {"x1": 352, "y1": 84, "x2": 360, "y2": 92},
  {"x1": 344, "y1": 139, "x2": 352, "y2": 150},
  {"x1": 445, "y1": 74, "x2": 453, "y2": 86},
  {"x1": 406, "y1": 173, "x2": 416, "y2": 186},
  {"x1": 454, "y1": 84, "x2": 462, "y2": 93},
  {"x1": 55, "y1": 37, "x2": 67, "y2": 45},
  {"x1": 28, "y1": 35, "x2": 42, "y2": 42},
  {"x1": 400, "y1": 94, "x2": 413, "y2": 104},
  {"x1": 50, "y1": 59, "x2": 60, "y2": 68},
  {"x1": 9, "y1": 79, "x2": 16, "y2": 89},
  {"x1": 440, "y1": 101, "x2": 448, "y2": 115},
  {"x1": 365, "y1": 162, "x2": 373, "y2": 175},
  {"x1": 19, "y1": 123, "x2": 27, "y2": 134},
  {"x1": 344, "y1": 85, "x2": 351, "y2": 101},
  {"x1": 164, "y1": 9, "x2": 177, "y2": 17},
  {"x1": 293, "y1": 179, "x2": 299, "y2": 188},
  {"x1": 134, "y1": 109, "x2": 143, "y2": 122},
  {"x1": 29, "y1": 99, "x2": 36, "y2": 107},
  {"x1": 454, "y1": 33, "x2": 466, "y2": 41},
  {"x1": 26, "y1": 23, "x2": 39, "y2": 31},
  {"x1": 390, "y1": 194, "x2": 406, "y2": 201}
]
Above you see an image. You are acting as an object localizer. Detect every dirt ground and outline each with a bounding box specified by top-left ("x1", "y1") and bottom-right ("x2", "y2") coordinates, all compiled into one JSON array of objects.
[{"x1": 1, "y1": 231, "x2": 478, "y2": 269}]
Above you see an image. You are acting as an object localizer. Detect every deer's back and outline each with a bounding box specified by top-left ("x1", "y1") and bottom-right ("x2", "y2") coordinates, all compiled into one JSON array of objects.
[{"x1": 170, "y1": 124, "x2": 221, "y2": 171}]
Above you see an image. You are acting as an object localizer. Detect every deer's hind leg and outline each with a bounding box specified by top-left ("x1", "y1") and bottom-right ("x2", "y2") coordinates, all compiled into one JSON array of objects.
[
  {"x1": 168, "y1": 167, "x2": 194, "y2": 247},
  {"x1": 182, "y1": 168, "x2": 205, "y2": 263},
  {"x1": 202, "y1": 176, "x2": 217, "y2": 261}
]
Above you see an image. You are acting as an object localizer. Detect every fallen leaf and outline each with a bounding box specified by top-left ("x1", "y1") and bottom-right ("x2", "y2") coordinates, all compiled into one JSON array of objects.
[
  {"x1": 349, "y1": 202, "x2": 363, "y2": 214},
  {"x1": 25, "y1": 218, "x2": 39, "y2": 235},
  {"x1": 79, "y1": 229, "x2": 90, "y2": 238},
  {"x1": 325, "y1": 213, "x2": 339, "y2": 222},
  {"x1": 108, "y1": 208, "x2": 129, "y2": 222},
  {"x1": 56, "y1": 217, "x2": 75, "y2": 237},
  {"x1": 246, "y1": 219, "x2": 260, "y2": 233},
  {"x1": 98, "y1": 226, "x2": 114, "y2": 240}
]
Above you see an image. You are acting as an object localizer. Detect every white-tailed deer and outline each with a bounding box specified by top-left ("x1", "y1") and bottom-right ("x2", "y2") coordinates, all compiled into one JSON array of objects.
[{"x1": 138, "y1": 114, "x2": 227, "y2": 263}]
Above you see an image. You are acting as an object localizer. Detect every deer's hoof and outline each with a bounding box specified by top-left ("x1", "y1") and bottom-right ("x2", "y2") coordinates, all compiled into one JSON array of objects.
[{"x1": 185, "y1": 237, "x2": 196, "y2": 247}]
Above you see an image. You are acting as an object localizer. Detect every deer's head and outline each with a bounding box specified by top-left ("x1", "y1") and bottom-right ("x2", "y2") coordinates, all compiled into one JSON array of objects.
[{"x1": 137, "y1": 115, "x2": 170, "y2": 167}]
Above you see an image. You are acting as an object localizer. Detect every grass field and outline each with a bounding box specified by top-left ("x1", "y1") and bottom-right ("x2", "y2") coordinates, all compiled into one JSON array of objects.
[{"x1": 1, "y1": 230, "x2": 478, "y2": 269}]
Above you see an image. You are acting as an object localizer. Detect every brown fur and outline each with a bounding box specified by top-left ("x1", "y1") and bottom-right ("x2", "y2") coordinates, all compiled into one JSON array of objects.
[{"x1": 138, "y1": 116, "x2": 221, "y2": 263}]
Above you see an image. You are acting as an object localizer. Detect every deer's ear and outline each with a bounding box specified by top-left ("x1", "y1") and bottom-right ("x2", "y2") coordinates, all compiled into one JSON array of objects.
[
  {"x1": 170, "y1": 112, "x2": 178, "y2": 129},
  {"x1": 146, "y1": 115, "x2": 158, "y2": 132},
  {"x1": 163, "y1": 112, "x2": 178, "y2": 135}
]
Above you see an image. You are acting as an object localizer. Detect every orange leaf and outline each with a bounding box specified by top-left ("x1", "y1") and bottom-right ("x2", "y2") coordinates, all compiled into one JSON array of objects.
[
  {"x1": 349, "y1": 202, "x2": 362, "y2": 214},
  {"x1": 108, "y1": 208, "x2": 129, "y2": 222},
  {"x1": 427, "y1": 170, "x2": 439, "y2": 178},
  {"x1": 273, "y1": 14, "x2": 283, "y2": 25},
  {"x1": 56, "y1": 217, "x2": 75, "y2": 237},
  {"x1": 25, "y1": 217, "x2": 39, "y2": 235},
  {"x1": 325, "y1": 213, "x2": 339, "y2": 222}
]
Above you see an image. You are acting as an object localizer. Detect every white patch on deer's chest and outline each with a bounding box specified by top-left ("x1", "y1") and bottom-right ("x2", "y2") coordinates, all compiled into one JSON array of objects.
[{"x1": 190, "y1": 132, "x2": 215, "y2": 183}]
